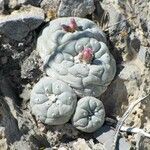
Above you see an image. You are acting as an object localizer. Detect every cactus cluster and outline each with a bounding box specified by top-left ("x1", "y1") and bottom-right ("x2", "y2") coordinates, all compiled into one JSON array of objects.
[{"x1": 30, "y1": 17, "x2": 116, "y2": 133}]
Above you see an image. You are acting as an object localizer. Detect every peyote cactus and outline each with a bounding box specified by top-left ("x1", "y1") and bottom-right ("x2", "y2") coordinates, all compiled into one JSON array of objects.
[
  {"x1": 30, "y1": 17, "x2": 116, "y2": 132},
  {"x1": 44, "y1": 38, "x2": 116, "y2": 97},
  {"x1": 37, "y1": 17, "x2": 107, "y2": 60},
  {"x1": 72, "y1": 96, "x2": 105, "y2": 133},
  {"x1": 37, "y1": 17, "x2": 116, "y2": 97},
  {"x1": 30, "y1": 77, "x2": 77, "y2": 125}
]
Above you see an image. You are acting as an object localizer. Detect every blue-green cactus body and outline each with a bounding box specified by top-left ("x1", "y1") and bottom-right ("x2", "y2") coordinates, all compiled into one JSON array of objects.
[
  {"x1": 37, "y1": 17, "x2": 107, "y2": 60},
  {"x1": 31, "y1": 17, "x2": 117, "y2": 128},
  {"x1": 30, "y1": 77, "x2": 77, "y2": 125},
  {"x1": 72, "y1": 96, "x2": 105, "y2": 133},
  {"x1": 45, "y1": 38, "x2": 116, "y2": 97},
  {"x1": 37, "y1": 17, "x2": 116, "y2": 97}
]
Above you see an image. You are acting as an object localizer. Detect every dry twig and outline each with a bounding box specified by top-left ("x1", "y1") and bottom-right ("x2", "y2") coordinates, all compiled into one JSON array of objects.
[
  {"x1": 112, "y1": 94, "x2": 150, "y2": 150},
  {"x1": 104, "y1": 16, "x2": 136, "y2": 32},
  {"x1": 120, "y1": 126, "x2": 150, "y2": 138}
]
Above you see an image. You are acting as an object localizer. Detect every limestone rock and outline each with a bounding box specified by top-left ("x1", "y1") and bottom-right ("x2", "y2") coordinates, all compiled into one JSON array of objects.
[
  {"x1": 94, "y1": 125, "x2": 131, "y2": 150},
  {"x1": 21, "y1": 50, "x2": 42, "y2": 80},
  {"x1": 58, "y1": 0, "x2": 95, "y2": 17},
  {"x1": 137, "y1": 46, "x2": 150, "y2": 68},
  {"x1": 10, "y1": 141, "x2": 32, "y2": 150},
  {"x1": 0, "y1": 0, "x2": 4, "y2": 14},
  {"x1": 73, "y1": 138, "x2": 91, "y2": 150},
  {"x1": 41, "y1": 0, "x2": 95, "y2": 17},
  {"x1": 135, "y1": 134, "x2": 150, "y2": 150},
  {"x1": 0, "y1": 6, "x2": 44, "y2": 41},
  {"x1": 40, "y1": 0, "x2": 61, "y2": 14},
  {"x1": 58, "y1": 147, "x2": 68, "y2": 150},
  {"x1": 0, "y1": 127, "x2": 8, "y2": 150},
  {"x1": 103, "y1": 3, "x2": 127, "y2": 34},
  {"x1": 101, "y1": 63, "x2": 142, "y2": 116},
  {"x1": 9, "y1": 0, "x2": 42, "y2": 9}
]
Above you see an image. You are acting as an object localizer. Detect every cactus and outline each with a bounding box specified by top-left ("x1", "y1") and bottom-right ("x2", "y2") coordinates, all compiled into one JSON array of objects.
[
  {"x1": 36, "y1": 17, "x2": 116, "y2": 97},
  {"x1": 30, "y1": 17, "x2": 116, "y2": 129},
  {"x1": 44, "y1": 38, "x2": 116, "y2": 97},
  {"x1": 72, "y1": 96, "x2": 105, "y2": 133},
  {"x1": 30, "y1": 77, "x2": 77, "y2": 125},
  {"x1": 36, "y1": 17, "x2": 107, "y2": 60}
]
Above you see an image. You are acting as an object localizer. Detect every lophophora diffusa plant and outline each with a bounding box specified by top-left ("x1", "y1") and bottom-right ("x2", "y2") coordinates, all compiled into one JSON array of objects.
[
  {"x1": 30, "y1": 77, "x2": 77, "y2": 125},
  {"x1": 72, "y1": 96, "x2": 105, "y2": 133},
  {"x1": 44, "y1": 38, "x2": 116, "y2": 97},
  {"x1": 30, "y1": 17, "x2": 116, "y2": 132}
]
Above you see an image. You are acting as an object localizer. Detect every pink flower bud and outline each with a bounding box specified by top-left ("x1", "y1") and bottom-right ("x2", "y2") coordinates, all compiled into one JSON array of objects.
[
  {"x1": 61, "y1": 24, "x2": 72, "y2": 32},
  {"x1": 82, "y1": 48, "x2": 93, "y2": 63},
  {"x1": 61, "y1": 18, "x2": 78, "y2": 32},
  {"x1": 69, "y1": 18, "x2": 78, "y2": 31}
]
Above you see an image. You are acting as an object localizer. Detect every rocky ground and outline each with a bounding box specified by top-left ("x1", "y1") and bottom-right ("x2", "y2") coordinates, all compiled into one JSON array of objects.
[{"x1": 0, "y1": 0, "x2": 150, "y2": 149}]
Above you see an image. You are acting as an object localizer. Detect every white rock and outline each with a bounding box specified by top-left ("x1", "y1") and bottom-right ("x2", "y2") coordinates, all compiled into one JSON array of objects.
[
  {"x1": 73, "y1": 138, "x2": 92, "y2": 150},
  {"x1": 94, "y1": 125, "x2": 131, "y2": 150},
  {"x1": 41, "y1": 0, "x2": 95, "y2": 17},
  {"x1": 9, "y1": 0, "x2": 41, "y2": 8},
  {"x1": 0, "y1": 0, "x2": 4, "y2": 14},
  {"x1": 0, "y1": 127, "x2": 8, "y2": 150},
  {"x1": 137, "y1": 46, "x2": 150, "y2": 67},
  {"x1": 58, "y1": 147, "x2": 68, "y2": 150},
  {"x1": 0, "y1": 6, "x2": 44, "y2": 41}
]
